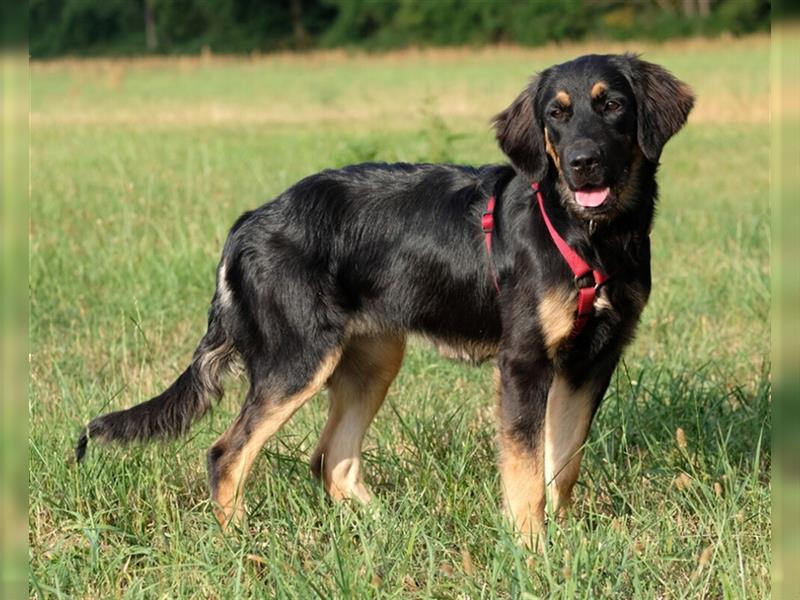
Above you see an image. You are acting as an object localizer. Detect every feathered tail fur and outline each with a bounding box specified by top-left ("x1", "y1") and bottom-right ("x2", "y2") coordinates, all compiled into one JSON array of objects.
[{"x1": 75, "y1": 306, "x2": 236, "y2": 461}]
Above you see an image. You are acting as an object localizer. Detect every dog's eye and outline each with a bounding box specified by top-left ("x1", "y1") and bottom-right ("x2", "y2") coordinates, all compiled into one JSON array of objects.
[
  {"x1": 604, "y1": 100, "x2": 622, "y2": 112},
  {"x1": 550, "y1": 107, "x2": 565, "y2": 119}
]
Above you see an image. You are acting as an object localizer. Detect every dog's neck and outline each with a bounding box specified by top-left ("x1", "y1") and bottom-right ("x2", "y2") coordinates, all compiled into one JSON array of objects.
[{"x1": 534, "y1": 166, "x2": 657, "y2": 274}]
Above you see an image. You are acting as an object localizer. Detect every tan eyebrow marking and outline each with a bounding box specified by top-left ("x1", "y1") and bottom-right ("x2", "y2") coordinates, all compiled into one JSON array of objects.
[
  {"x1": 544, "y1": 128, "x2": 561, "y2": 171},
  {"x1": 591, "y1": 81, "x2": 608, "y2": 99},
  {"x1": 555, "y1": 91, "x2": 571, "y2": 106}
]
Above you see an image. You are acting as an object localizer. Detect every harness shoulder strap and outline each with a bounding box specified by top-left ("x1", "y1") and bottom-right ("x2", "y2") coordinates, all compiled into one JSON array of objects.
[
  {"x1": 482, "y1": 183, "x2": 610, "y2": 338},
  {"x1": 482, "y1": 196, "x2": 499, "y2": 292},
  {"x1": 532, "y1": 182, "x2": 609, "y2": 337}
]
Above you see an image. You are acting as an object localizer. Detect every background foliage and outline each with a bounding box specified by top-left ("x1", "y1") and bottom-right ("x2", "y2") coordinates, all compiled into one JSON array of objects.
[{"x1": 30, "y1": 0, "x2": 770, "y2": 58}]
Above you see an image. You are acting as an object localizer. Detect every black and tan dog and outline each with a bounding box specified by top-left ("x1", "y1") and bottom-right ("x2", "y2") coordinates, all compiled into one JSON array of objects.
[{"x1": 76, "y1": 54, "x2": 693, "y2": 547}]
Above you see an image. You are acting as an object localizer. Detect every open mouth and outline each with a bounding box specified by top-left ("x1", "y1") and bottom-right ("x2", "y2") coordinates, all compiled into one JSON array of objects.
[{"x1": 574, "y1": 187, "x2": 610, "y2": 208}]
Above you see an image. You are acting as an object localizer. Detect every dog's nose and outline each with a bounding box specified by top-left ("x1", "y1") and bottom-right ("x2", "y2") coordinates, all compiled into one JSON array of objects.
[{"x1": 568, "y1": 150, "x2": 600, "y2": 173}]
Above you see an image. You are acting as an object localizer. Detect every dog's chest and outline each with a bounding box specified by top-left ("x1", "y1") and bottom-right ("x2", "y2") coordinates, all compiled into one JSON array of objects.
[{"x1": 537, "y1": 284, "x2": 617, "y2": 359}]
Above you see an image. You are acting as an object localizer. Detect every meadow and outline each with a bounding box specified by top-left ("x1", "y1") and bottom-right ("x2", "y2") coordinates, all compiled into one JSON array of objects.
[{"x1": 30, "y1": 36, "x2": 770, "y2": 598}]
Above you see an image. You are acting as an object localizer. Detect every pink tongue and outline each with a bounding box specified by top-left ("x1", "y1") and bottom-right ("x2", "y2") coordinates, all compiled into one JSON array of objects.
[{"x1": 575, "y1": 187, "x2": 610, "y2": 207}]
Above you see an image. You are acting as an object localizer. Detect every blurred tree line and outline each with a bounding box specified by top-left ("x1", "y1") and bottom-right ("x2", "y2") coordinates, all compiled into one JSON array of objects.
[{"x1": 30, "y1": 0, "x2": 769, "y2": 58}]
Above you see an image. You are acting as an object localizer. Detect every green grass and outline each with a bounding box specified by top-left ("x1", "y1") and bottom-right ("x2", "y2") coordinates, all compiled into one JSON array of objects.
[{"x1": 30, "y1": 37, "x2": 770, "y2": 599}]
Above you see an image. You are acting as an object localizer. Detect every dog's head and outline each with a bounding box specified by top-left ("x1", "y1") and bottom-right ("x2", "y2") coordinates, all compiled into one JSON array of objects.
[{"x1": 494, "y1": 54, "x2": 694, "y2": 221}]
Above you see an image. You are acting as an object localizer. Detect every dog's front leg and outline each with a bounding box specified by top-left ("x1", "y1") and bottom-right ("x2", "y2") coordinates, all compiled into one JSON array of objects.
[
  {"x1": 544, "y1": 351, "x2": 621, "y2": 520},
  {"x1": 495, "y1": 352, "x2": 553, "y2": 552}
]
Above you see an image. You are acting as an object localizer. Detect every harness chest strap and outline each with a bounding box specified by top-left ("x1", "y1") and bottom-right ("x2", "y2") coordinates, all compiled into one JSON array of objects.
[{"x1": 482, "y1": 182, "x2": 609, "y2": 337}]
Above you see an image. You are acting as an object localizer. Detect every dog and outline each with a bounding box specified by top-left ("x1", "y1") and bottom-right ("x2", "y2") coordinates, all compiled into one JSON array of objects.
[{"x1": 76, "y1": 53, "x2": 693, "y2": 548}]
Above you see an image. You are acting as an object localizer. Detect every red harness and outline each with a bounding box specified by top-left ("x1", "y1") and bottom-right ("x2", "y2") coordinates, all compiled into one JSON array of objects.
[{"x1": 482, "y1": 181, "x2": 609, "y2": 337}]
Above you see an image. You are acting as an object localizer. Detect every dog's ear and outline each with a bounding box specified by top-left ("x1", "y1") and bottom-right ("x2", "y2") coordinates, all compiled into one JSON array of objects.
[
  {"x1": 493, "y1": 78, "x2": 547, "y2": 181},
  {"x1": 616, "y1": 54, "x2": 695, "y2": 162}
]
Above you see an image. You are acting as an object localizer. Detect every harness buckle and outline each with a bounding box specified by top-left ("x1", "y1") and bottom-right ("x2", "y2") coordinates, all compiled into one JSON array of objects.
[
  {"x1": 574, "y1": 272, "x2": 611, "y2": 291},
  {"x1": 573, "y1": 273, "x2": 595, "y2": 290}
]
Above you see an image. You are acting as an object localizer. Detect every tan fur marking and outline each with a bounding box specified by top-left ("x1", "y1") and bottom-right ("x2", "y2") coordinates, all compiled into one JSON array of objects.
[
  {"x1": 591, "y1": 81, "x2": 608, "y2": 99},
  {"x1": 555, "y1": 91, "x2": 571, "y2": 106},
  {"x1": 538, "y1": 287, "x2": 576, "y2": 358},
  {"x1": 544, "y1": 128, "x2": 561, "y2": 170},
  {"x1": 313, "y1": 333, "x2": 405, "y2": 503},
  {"x1": 213, "y1": 350, "x2": 342, "y2": 528},
  {"x1": 428, "y1": 336, "x2": 498, "y2": 364},
  {"x1": 310, "y1": 393, "x2": 343, "y2": 480},
  {"x1": 494, "y1": 367, "x2": 546, "y2": 550},
  {"x1": 544, "y1": 375, "x2": 595, "y2": 518},
  {"x1": 213, "y1": 477, "x2": 243, "y2": 528},
  {"x1": 343, "y1": 314, "x2": 392, "y2": 339},
  {"x1": 499, "y1": 431, "x2": 546, "y2": 551}
]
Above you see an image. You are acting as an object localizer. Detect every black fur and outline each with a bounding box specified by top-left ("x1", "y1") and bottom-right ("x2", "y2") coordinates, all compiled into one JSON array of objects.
[
  {"x1": 493, "y1": 81, "x2": 547, "y2": 182},
  {"x1": 613, "y1": 54, "x2": 695, "y2": 162},
  {"x1": 76, "y1": 55, "x2": 693, "y2": 531}
]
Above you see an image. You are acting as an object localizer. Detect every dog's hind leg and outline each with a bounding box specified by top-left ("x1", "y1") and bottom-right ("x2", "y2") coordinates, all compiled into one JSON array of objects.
[
  {"x1": 310, "y1": 332, "x2": 405, "y2": 503},
  {"x1": 207, "y1": 348, "x2": 342, "y2": 529}
]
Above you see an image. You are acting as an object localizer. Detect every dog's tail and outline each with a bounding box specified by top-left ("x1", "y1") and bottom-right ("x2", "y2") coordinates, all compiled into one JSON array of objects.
[{"x1": 75, "y1": 304, "x2": 236, "y2": 462}]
